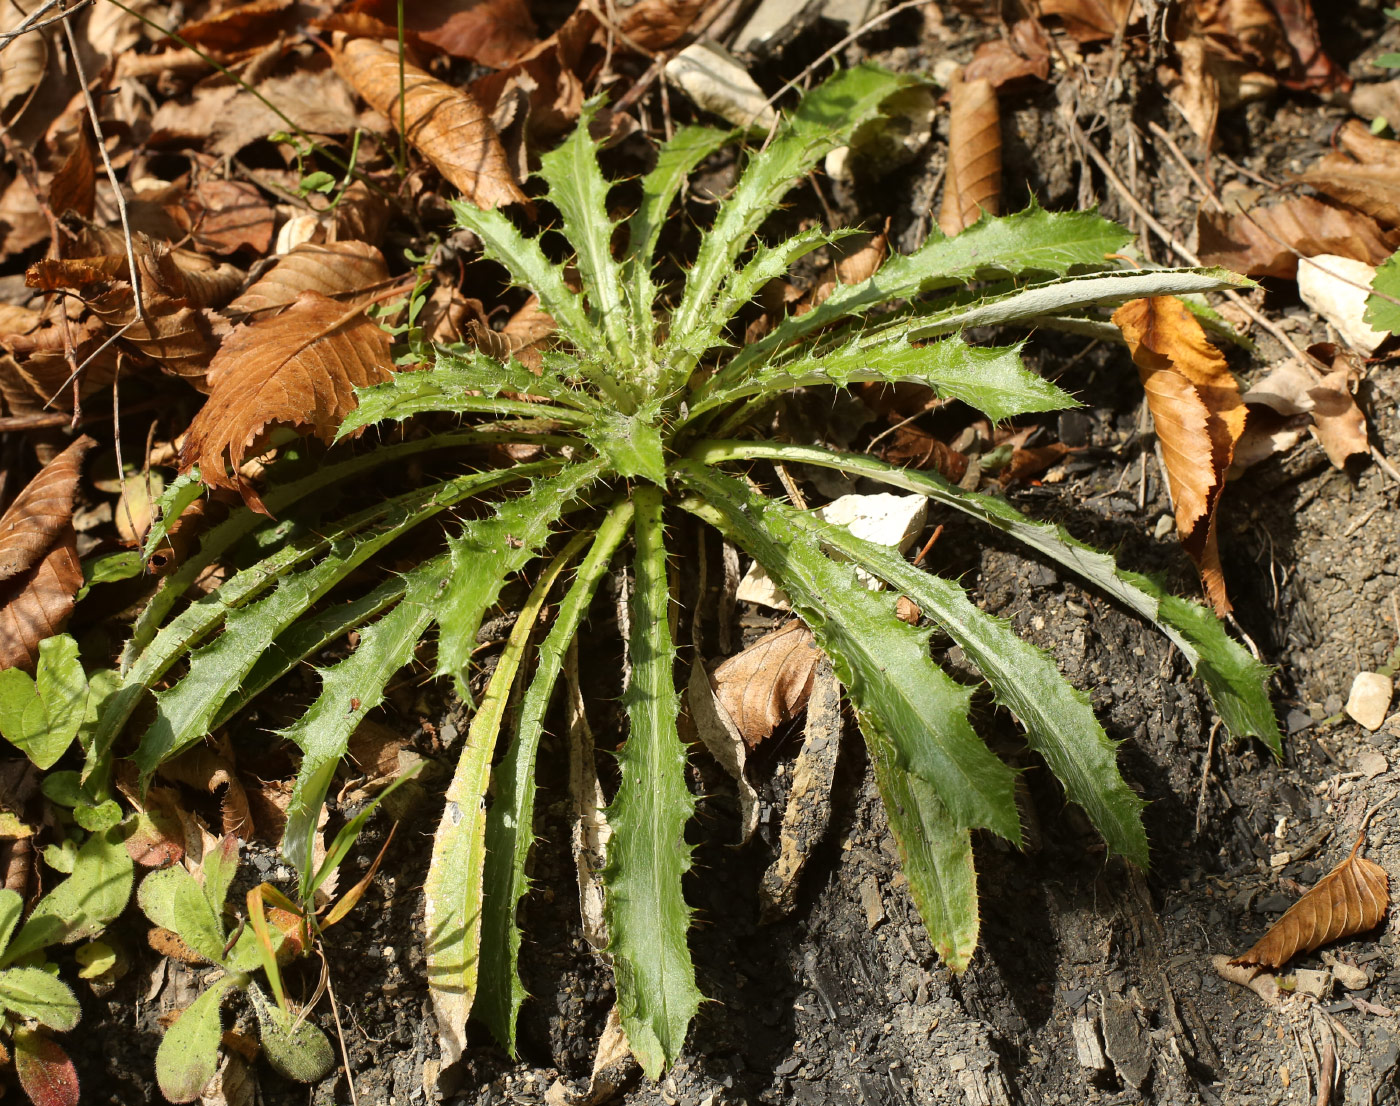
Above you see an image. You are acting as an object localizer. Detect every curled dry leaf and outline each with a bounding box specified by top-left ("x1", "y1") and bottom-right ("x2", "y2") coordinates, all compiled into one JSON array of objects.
[
  {"x1": 331, "y1": 35, "x2": 526, "y2": 209},
  {"x1": 1197, "y1": 195, "x2": 1399, "y2": 279},
  {"x1": 229, "y1": 241, "x2": 389, "y2": 315},
  {"x1": 711, "y1": 621, "x2": 821, "y2": 748},
  {"x1": 48, "y1": 125, "x2": 95, "y2": 220},
  {"x1": 159, "y1": 741, "x2": 253, "y2": 840},
  {"x1": 349, "y1": 0, "x2": 539, "y2": 68},
  {"x1": 179, "y1": 291, "x2": 394, "y2": 513},
  {"x1": 1112, "y1": 296, "x2": 1244, "y2": 615},
  {"x1": 0, "y1": 436, "x2": 94, "y2": 673},
  {"x1": 1038, "y1": 0, "x2": 1138, "y2": 42},
  {"x1": 963, "y1": 19, "x2": 1051, "y2": 88},
  {"x1": 1266, "y1": 0, "x2": 1349, "y2": 93},
  {"x1": 938, "y1": 72, "x2": 1000, "y2": 237},
  {"x1": 1242, "y1": 345, "x2": 1369, "y2": 469},
  {"x1": 1231, "y1": 834, "x2": 1390, "y2": 969}
]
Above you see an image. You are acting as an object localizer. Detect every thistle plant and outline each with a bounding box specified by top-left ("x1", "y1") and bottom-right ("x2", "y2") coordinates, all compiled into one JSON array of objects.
[{"x1": 103, "y1": 64, "x2": 1280, "y2": 1078}]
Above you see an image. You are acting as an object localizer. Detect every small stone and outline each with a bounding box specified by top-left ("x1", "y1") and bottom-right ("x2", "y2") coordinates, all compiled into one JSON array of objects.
[
  {"x1": 1346, "y1": 673, "x2": 1395, "y2": 732},
  {"x1": 860, "y1": 877, "x2": 886, "y2": 930},
  {"x1": 1356, "y1": 751, "x2": 1389, "y2": 779},
  {"x1": 1332, "y1": 962, "x2": 1370, "y2": 991},
  {"x1": 1293, "y1": 968, "x2": 1331, "y2": 999}
]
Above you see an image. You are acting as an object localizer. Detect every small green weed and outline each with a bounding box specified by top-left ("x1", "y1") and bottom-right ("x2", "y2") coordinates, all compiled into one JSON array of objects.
[{"x1": 102, "y1": 64, "x2": 1279, "y2": 1078}]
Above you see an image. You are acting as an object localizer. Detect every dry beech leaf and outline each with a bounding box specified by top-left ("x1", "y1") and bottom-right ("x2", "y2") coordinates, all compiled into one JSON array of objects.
[
  {"x1": 1113, "y1": 296, "x2": 1245, "y2": 615},
  {"x1": 349, "y1": 0, "x2": 539, "y2": 68},
  {"x1": 1231, "y1": 834, "x2": 1390, "y2": 969},
  {"x1": 180, "y1": 291, "x2": 394, "y2": 513},
  {"x1": 173, "y1": 178, "x2": 277, "y2": 256},
  {"x1": 1266, "y1": 0, "x2": 1350, "y2": 93},
  {"x1": 229, "y1": 241, "x2": 389, "y2": 315},
  {"x1": 938, "y1": 72, "x2": 1000, "y2": 237},
  {"x1": 0, "y1": 536, "x2": 82, "y2": 674},
  {"x1": 0, "y1": 0, "x2": 49, "y2": 119},
  {"x1": 331, "y1": 35, "x2": 526, "y2": 209},
  {"x1": 711, "y1": 621, "x2": 821, "y2": 748},
  {"x1": 48, "y1": 126, "x2": 95, "y2": 220},
  {"x1": 963, "y1": 18, "x2": 1052, "y2": 87},
  {"x1": 1037, "y1": 0, "x2": 1138, "y2": 42},
  {"x1": 1197, "y1": 195, "x2": 1399, "y2": 278},
  {"x1": 175, "y1": 0, "x2": 294, "y2": 56},
  {"x1": 1242, "y1": 345, "x2": 1370, "y2": 470},
  {"x1": 159, "y1": 742, "x2": 252, "y2": 840},
  {"x1": 0, "y1": 435, "x2": 95, "y2": 582}
]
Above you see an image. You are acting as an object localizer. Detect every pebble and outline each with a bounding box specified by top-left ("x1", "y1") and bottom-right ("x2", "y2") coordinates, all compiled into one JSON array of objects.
[
  {"x1": 1293, "y1": 969, "x2": 1330, "y2": 998},
  {"x1": 1346, "y1": 672, "x2": 1394, "y2": 732}
]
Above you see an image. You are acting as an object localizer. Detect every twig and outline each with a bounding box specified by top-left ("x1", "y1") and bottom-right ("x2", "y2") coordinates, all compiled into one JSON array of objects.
[
  {"x1": 1315, "y1": 1037, "x2": 1335, "y2": 1106},
  {"x1": 1063, "y1": 107, "x2": 1319, "y2": 378},
  {"x1": 318, "y1": 946, "x2": 360, "y2": 1106},
  {"x1": 0, "y1": 0, "x2": 89, "y2": 51},
  {"x1": 1146, "y1": 120, "x2": 1222, "y2": 212},
  {"x1": 1194, "y1": 718, "x2": 1221, "y2": 836}
]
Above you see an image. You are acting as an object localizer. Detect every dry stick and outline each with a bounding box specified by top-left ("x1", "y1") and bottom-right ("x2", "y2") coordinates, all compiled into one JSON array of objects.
[
  {"x1": 1146, "y1": 120, "x2": 1222, "y2": 212},
  {"x1": 317, "y1": 946, "x2": 360, "y2": 1106},
  {"x1": 1194, "y1": 718, "x2": 1221, "y2": 836},
  {"x1": 1315, "y1": 1035, "x2": 1335, "y2": 1106},
  {"x1": 0, "y1": 0, "x2": 89, "y2": 50}
]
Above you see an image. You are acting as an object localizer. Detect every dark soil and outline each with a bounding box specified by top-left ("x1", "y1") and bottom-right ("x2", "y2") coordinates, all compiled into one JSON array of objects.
[{"x1": 68, "y1": 4, "x2": 1400, "y2": 1105}]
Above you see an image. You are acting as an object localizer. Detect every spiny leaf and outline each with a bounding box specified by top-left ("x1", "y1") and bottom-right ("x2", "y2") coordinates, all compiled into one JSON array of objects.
[
  {"x1": 427, "y1": 529, "x2": 591, "y2": 1066},
  {"x1": 676, "y1": 464, "x2": 1021, "y2": 842},
  {"x1": 477, "y1": 499, "x2": 634, "y2": 1055},
  {"x1": 1231, "y1": 835, "x2": 1389, "y2": 969},
  {"x1": 781, "y1": 501, "x2": 1148, "y2": 868},
  {"x1": 133, "y1": 467, "x2": 530, "y2": 780},
  {"x1": 179, "y1": 291, "x2": 394, "y2": 513},
  {"x1": 539, "y1": 99, "x2": 633, "y2": 365},
  {"x1": 435, "y1": 460, "x2": 605, "y2": 688},
  {"x1": 685, "y1": 440, "x2": 1281, "y2": 755},
  {"x1": 330, "y1": 36, "x2": 526, "y2": 209},
  {"x1": 626, "y1": 125, "x2": 735, "y2": 344},
  {"x1": 605, "y1": 487, "x2": 702, "y2": 1077},
  {"x1": 665, "y1": 65, "x2": 923, "y2": 379},
  {"x1": 727, "y1": 205, "x2": 1132, "y2": 377},
  {"x1": 689, "y1": 334, "x2": 1070, "y2": 425}
]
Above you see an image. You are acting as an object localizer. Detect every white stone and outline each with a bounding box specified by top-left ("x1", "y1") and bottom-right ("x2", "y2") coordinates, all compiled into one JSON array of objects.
[
  {"x1": 736, "y1": 493, "x2": 928, "y2": 610},
  {"x1": 1293, "y1": 968, "x2": 1331, "y2": 998},
  {"x1": 1297, "y1": 255, "x2": 1389, "y2": 355},
  {"x1": 664, "y1": 43, "x2": 777, "y2": 130},
  {"x1": 1346, "y1": 672, "x2": 1395, "y2": 732}
]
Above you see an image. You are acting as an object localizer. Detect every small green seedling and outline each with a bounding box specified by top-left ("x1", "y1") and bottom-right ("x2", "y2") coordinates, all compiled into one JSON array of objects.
[
  {"x1": 0, "y1": 636, "x2": 111, "y2": 773},
  {"x1": 137, "y1": 835, "x2": 332, "y2": 1102},
  {"x1": 0, "y1": 826, "x2": 133, "y2": 1106}
]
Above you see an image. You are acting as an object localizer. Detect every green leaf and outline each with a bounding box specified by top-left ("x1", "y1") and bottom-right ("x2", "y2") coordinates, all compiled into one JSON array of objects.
[
  {"x1": 665, "y1": 65, "x2": 923, "y2": 381},
  {"x1": 865, "y1": 734, "x2": 979, "y2": 970},
  {"x1": 132, "y1": 467, "x2": 533, "y2": 781},
  {"x1": 539, "y1": 99, "x2": 632, "y2": 366},
  {"x1": 427, "y1": 528, "x2": 593, "y2": 1064},
  {"x1": 74, "y1": 940, "x2": 117, "y2": 979},
  {"x1": 675, "y1": 464, "x2": 1021, "y2": 842},
  {"x1": 78, "y1": 550, "x2": 144, "y2": 597},
  {"x1": 1365, "y1": 251, "x2": 1400, "y2": 336},
  {"x1": 435, "y1": 460, "x2": 605, "y2": 688},
  {"x1": 143, "y1": 471, "x2": 205, "y2": 561},
  {"x1": 307, "y1": 760, "x2": 422, "y2": 901},
  {"x1": 73, "y1": 800, "x2": 122, "y2": 833},
  {"x1": 0, "y1": 967, "x2": 80, "y2": 1031},
  {"x1": 626, "y1": 125, "x2": 735, "y2": 345},
  {"x1": 5, "y1": 827, "x2": 133, "y2": 963},
  {"x1": 780, "y1": 499, "x2": 1148, "y2": 867},
  {"x1": 156, "y1": 975, "x2": 238, "y2": 1104},
  {"x1": 725, "y1": 205, "x2": 1133, "y2": 378},
  {"x1": 137, "y1": 865, "x2": 227, "y2": 965},
  {"x1": 689, "y1": 334, "x2": 1071, "y2": 425},
  {"x1": 604, "y1": 486, "x2": 702, "y2": 1078},
  {"x1": 248, "y1": 983, "x2": 334, "y2": 1084},
  {"x1": 583, "y1": 405, "x2": 668, "y2": 484},
  {"x1": 340, "y1": 370, "x2": 594, "y2": 439},
  {"x1": 450, "y1": 200, "x2": 620, "y2": 399},
  {"x1": 686, "y1": 441, "x2": 1280, "y2": 754},
  {"x1": 1375, "y1": 51, "x2": 1400, "y2": 67},
  {"x1": 0, "y1": 635, "x2": 88, "y2": 770},
  {"x1": 477, "y1": 499, "x2": 634, "y2": 1054},
  {"x1": 0, "y1": 888, "x2": 22, "y2": 956}
]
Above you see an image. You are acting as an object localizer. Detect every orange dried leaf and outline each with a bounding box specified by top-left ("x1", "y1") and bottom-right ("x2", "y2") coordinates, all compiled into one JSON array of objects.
[
  {"x1": 179, "y1": 291, "x2": 394, "y2": 513},
  {"x1": 0, "y1": 435, "x2": 94, "y2": 582},
  {"x1": 938, "y1": 73, "x2": 1000, "y2": 237},
  {"x1": 711, "y1": 621, "x2": 821, "y2": 748},
  {"x1": 1038, "y1": 0, "x2": 1138, "y2": 42},
  {"x1": 1197, "y1": 196, "x2": 1399, "y2": 278},
  {"x1": 1112, "y1": 296, "x2": 1245, "y2": 615},
  {"x1": 1231, "y1": 835, "x2": 1390, "y2": 969},
  {"x1": 331, "y1": 35, "x2": 526, "y2": 209},
  {"x1": 229, "y1": 241, "x2": 389, "y2": 315},
  {"x1": 349, "y1": 0, "x2": 539, "y2": 68}
]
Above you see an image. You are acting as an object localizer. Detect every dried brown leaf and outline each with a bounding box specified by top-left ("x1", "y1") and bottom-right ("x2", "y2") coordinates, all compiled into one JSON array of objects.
[
  {"x1": 962, "y1": 19, "x2": 1051, "y2": 88},
  {"x1": 711, "y1": 621, "x2": 821, "y2": 748},
  {"x1": 878, "y1": 424, "x2": 970, "y2": 482},
  {"x1": 179, "y1": 291, "x2": 394, "y2": 512},
  {"x1": 0, "y1": 532, "x2": 82, "y2": 673},
  {"x1": 1112, "y1": 296, "x2": 1245, "y2": 615},
  {"x1": 1232, "y1": 835, "x2": 1390, "y2": 968},
  {"x1": 1265, "y1": 0, "x2": 1349, "y2": 93},
  {"x1": 349, "y1": 0, "x2": 539, "y2": 68},
  {"x1": 0, "y1": 436, "x2": 93, "y2": 581},
  {"x1": 174, "y1": 0, "x2": 294, "y2": 56},
  {"x1": 938, "y1": 73, "x2": 1000, "y2": 237},
  {"x1": 173, "y1": 178, "x2": 276, "y2": 256},
  {"x1": 159, "y1": 743, "x2": 253, "y2": 841},
  {"x1": 0, "y1": 175, "x2": 50, "y2": 261},
  {"x1": 1197, "y1": 195, "x2": 1400, "y2": 278},
  {"x1": 0, "y1": 0, "x2": 50, "y2": 119},
  {"x1": 331, "y1": 35, "x2": 526, "y2": 208},
  {"x1": 230, "y1": 241, "x2": 389, "y2": 315},
  {"x1": 48, "y1": 126, "x2": 95, "y2": 220},
  {"x1": 1038, "y1": 0, "x2": 1138, "y2": 41},
  {"x1": 1302, "y1": 154, "x2": 1400, "y2": 229}
]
